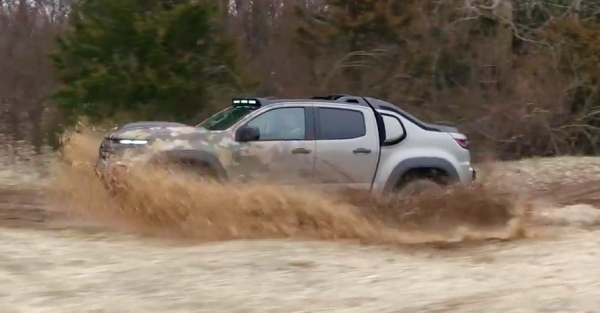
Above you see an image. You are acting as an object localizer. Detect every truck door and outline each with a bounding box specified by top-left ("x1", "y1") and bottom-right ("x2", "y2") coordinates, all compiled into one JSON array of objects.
[
  {"x1": 313, "y1": 104, "x2": 380, "y2": 189},
  {"x1": 232, "y1": 104, "x2": 316, "y2": 183}
]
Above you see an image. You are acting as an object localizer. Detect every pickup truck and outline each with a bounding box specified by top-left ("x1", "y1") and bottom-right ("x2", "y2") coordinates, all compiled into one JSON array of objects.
[{"x1": 96, "y1": 94, "x2": 476, "y2": 194}]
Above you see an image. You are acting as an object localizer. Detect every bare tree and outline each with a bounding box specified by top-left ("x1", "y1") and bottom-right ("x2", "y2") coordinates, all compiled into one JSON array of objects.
[{"x1": 0, "y1": 0, "x2": 69, "y2": 159}]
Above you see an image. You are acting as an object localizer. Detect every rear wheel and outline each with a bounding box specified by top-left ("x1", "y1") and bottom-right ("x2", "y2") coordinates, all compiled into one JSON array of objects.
[
  {"x1": 397, "y1": 178, "x2": 443, "y2": 197},
  {"x1": 395, "y1": 168, "x2": 449, "y2": 197}
]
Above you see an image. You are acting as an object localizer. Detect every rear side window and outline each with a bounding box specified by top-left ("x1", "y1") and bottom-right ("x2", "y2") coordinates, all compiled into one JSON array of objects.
[{"x1": 317, "y1": 108, "x2": 366, "y2": 140}]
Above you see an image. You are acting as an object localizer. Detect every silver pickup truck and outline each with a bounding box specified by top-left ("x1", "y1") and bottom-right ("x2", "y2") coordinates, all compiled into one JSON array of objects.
[{"x1": 96, "y1": 94, "x2": 476, "y2": 194}]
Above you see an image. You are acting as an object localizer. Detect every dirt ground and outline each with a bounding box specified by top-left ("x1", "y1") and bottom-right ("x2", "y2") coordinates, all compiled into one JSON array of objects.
[
  {"x1": 2, "y1": 155, "x2": 600, "y2": 312},
  {"x1": 0, "y1": 227, "x2": 599, "y2": 313}
]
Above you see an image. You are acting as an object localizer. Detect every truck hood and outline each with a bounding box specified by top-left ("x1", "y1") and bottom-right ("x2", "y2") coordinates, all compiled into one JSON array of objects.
[
  {"x1": 105, "y1": 123, "x2": 238, "y2": 156},
  {"x1": 108, "y1": 123, "x2": 215, "y2": 142},
  {"x1": 116, "y1": 121, "x2": 189, "y2": 131}
]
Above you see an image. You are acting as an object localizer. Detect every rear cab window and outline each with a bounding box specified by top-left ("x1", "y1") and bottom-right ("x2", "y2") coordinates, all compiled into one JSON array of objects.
[{"x1": 316, "y1": 107, "x2": 366, "y2": 140}]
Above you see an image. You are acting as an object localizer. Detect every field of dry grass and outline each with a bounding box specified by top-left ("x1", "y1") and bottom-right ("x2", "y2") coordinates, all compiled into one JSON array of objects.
[{"x1": 1, "y1": 131, "x2": 600, "y2": 312}]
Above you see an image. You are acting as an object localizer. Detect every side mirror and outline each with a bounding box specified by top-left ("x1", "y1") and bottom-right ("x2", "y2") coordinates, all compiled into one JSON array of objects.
[{"x1": 235, "y1": 126, "x2": 260, "y2": 142}]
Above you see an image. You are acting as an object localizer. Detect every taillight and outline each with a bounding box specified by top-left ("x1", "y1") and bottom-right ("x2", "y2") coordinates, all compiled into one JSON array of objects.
[{"x1": 455, "y1": 138, "x2": 469, "y2": 149}]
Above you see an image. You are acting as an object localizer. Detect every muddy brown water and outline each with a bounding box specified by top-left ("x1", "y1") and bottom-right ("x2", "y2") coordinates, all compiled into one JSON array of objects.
[
  {"x1": 2, "y1": 182, "x2": 600, "y2": 312},
  {"x1": 1, "y1": 180, "x2": 599, "y2": 234},
  {"x1": 6, "y1": 135, "x2": 600, "y2": 311},
  {"x1": 0, "y1": 189, "x2": 51, "y2": 228}
]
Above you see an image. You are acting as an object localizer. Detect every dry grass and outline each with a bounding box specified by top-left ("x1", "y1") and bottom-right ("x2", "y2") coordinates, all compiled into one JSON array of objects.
[{"x1": 46, "y1": 130, "x2": 529, "y2": 244}]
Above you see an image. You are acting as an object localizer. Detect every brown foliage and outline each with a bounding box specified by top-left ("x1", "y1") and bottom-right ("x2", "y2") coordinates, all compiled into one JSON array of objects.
[
  {"x1": 4, "y1": 0, "x2": 600, "y2": 160},
  {"x1": 233, "y1": 0, "x2": 600, "y2": 159},
  {"x1": 0, "y1": 0, "x2": 70, "y2": 160}
]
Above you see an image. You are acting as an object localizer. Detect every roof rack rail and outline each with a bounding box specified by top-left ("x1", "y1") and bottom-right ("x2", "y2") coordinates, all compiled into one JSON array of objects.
[
  {"x1": 310, "y1": 94, "x2": 351, "y2": 101},
  {"x1": 310, "y1": 94, "x2": 371, "y2": 105},
  {"x1": 336, "y1": 96, "x2": 363, "y2": 104}
]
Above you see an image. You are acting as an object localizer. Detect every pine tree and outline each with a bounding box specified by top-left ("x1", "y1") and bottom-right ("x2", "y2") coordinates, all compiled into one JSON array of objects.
[{"x1": 50, "y1": 0, "x2": 248, "y2": 124}]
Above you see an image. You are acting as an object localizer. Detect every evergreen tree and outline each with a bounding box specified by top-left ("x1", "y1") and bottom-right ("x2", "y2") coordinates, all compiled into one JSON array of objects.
[{"x1": 50, "y1": 0, "x2": 248, "y2": 124}]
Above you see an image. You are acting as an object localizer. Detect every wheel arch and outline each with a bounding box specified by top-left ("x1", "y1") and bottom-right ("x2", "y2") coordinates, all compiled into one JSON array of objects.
[
  {"x1": 151, "y1": 149, "x2": 229, "y2": 181},
  {"x1": 383, "y1": 157, "x2": 459, "y2": 192}
]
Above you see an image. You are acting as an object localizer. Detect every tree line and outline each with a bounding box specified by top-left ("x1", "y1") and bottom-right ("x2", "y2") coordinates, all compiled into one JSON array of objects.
[{"x1": 2, "y1": 0, "x2": 600, "y2": 160}]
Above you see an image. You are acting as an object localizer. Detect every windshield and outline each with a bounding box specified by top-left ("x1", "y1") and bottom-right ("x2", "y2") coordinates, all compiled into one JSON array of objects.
[{"x1": 196, "y1": 106, "x2": 256, "y2": 131}]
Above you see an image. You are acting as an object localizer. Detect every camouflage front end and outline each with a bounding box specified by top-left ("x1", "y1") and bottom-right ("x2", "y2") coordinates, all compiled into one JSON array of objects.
[
  {"x1": 96, "y1": 123, "x2": 234, "y2": 182},
  {"x1": 95, "y1": 123, "x2": 305, "y2": 188}
]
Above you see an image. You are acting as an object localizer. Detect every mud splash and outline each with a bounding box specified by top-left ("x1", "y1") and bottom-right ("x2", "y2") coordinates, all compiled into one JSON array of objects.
[{"x1": 46, "y1": 130, "x2": 532, "y2": 244}]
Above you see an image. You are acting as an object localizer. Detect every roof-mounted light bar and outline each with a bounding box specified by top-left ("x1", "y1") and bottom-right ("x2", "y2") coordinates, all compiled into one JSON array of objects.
[{"x1": 232, "y1": 98, "x2": 260, "y2": 106}]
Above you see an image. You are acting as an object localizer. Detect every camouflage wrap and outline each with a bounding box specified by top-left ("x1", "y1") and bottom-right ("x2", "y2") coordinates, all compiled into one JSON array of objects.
[
  {"x1": 96, "y1": 124, "x2": 315, "y2": 184},
  {"x1": 95, "y1": 161, "x2": 131, "y2": 195}
]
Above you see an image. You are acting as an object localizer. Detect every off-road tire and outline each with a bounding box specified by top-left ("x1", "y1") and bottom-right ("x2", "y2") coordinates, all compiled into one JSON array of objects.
[
  {"x1": 397, "y1": 178, "x2": 443, "y2": 197},
  {"x1": 162, "y1": 161, "x2": 220, "y2": 182}
]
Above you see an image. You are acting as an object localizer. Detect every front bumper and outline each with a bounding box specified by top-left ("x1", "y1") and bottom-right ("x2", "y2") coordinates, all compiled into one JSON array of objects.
[
  {"x1": 95, "y1": 158, "x2": 129, "y2": 175},
  {"x1": 95, "y1": 158, "x2": 133, "y2": 193}
]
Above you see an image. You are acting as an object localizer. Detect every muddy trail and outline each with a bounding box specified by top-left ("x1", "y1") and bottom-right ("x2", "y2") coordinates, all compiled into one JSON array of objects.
[
  {"x1": 0, "y1": 189, "x2": 52, "y2": 228},
  {"x1": 3, "y1": 132, "x2": 600, "y2": 312},
  {"x1": 1, "y1": 171, "x2": 600, "y2": 240},
  {"x1": 2, "y1": 176, "x2": 600, "y2": 313},
  {"x1": 536, "y1": 181, "x2": 600, "y2": 207},
  {"x1": 2, "y1": 134, "x2": 600, "y2": 241},
  {"x1": 0, "y1": 130, "x2": 592, "y2": 243}
]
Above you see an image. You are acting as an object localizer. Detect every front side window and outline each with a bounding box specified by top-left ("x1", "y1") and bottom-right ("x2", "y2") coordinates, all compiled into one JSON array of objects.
[
  {"x1": 317, "y1": 108, "x2": 366, "y2": 140},
  {"x1": 196, "y1": 106, "x2": 256, "y2": 131},
  {"x1": 247, "y1": 107, "x2": 306, "y2": 140}
]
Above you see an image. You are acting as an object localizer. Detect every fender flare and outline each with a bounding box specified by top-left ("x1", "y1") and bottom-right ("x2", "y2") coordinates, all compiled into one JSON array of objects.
[
  {"x1": 383, "y1": 157, "x2": 459, "y2": 192},
  {"x1": 152, "y1": 149, "x2": 228, "y2": 181}
]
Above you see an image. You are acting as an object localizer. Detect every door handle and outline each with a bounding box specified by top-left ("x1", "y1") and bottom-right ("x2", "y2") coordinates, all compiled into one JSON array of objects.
[
  {"x1": 353, "y1": 148, "x2": 371, "y2": 154},
  {"x1": 292, "y1": 148, "x2": 312, "y2": 154}
]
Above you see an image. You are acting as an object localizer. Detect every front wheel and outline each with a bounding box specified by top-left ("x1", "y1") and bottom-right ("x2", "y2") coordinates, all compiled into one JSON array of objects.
[
  {"x1": 96, "y1": 162, "x2": 132, "y2": 196},
  {"x1": 161, "y1": 161, "x2": 220, "y2": 182}
]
